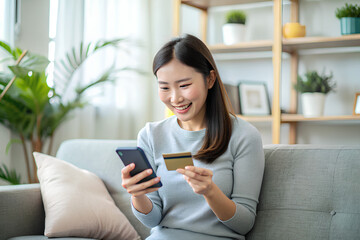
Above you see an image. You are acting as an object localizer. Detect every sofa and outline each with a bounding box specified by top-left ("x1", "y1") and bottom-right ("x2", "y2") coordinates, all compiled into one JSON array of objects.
[{"x1": 1, "y1": 139, "x2": 359, "y2": 240}]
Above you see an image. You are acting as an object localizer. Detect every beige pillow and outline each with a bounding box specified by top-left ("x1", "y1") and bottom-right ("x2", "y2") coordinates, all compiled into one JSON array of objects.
[{"x1": 34, "y1": 152, "x2": 140, "y2": 240}]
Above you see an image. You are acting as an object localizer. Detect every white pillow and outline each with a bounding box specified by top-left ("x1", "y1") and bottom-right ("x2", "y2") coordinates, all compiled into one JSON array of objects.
[{"x1": 34, "y1": 152, "x2": 140, "y2": 240}]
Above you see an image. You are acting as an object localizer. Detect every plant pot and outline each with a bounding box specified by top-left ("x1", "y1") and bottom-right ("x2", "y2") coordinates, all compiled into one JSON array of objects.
[
  {"x1": 340, "y1": 17, "x2": 360, "y2": 35},
  {"x1": 222, "y1": 23, "x2": 246, "y2": 45},
  {"x1": 301, "y1": 92, "x2": 326, "y2": 117}
]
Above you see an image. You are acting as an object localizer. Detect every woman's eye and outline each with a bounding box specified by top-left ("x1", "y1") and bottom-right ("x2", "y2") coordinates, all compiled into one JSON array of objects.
[{"x1": 180, "y1": 84, "x2": 191, "y2": 88}]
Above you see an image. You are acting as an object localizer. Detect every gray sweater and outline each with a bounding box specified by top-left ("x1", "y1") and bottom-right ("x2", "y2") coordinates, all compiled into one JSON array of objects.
[{"x1": 132, "y1": 115, "x2": 264, "y2": 240}]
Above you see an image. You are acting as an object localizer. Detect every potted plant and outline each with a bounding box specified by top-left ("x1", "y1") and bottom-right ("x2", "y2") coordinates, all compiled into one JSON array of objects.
[
  {"x1": 0, "y1": 39, "x2": 134, "y2": 183},
  {"x1": 222, "y1": 10, "x2": 246, "y2": 45},
  {"x1": 294, "y1": 70, "x2": 336, "y2": 117},
  {"x1": 335, "y1": 3, "x2": 360, "y2": 35}
]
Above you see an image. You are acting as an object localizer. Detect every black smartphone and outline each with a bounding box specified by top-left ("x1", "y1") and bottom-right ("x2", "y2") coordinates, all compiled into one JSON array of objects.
[{"x1": 116, "y1": 147, "x2": 162, "y2": 188}]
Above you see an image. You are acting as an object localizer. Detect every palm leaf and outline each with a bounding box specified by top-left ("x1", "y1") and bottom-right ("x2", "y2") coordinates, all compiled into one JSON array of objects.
[
  {"x1": 0, "y1": 41, "x2": 16, "y2": 59},
  {"x1": 20, "y1": 53, "x2": 50, "y2": 72},
  {"x1": 40, "y1": 100, "x2": 84, "y2": 138},
  {"x1": 0, "y1": 164, "x2": 21, "y2": 185},
  {"x1": 54, "y1": 39, "x2": 128, "y2": 98},
  {"x1": 9, "y1": 66, "x2": 50, "y2": 113}
]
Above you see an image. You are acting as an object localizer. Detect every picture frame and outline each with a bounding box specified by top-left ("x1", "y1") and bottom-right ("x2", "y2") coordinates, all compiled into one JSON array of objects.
[
  {"x1": 353, "y1": 92, "x2": 360, "y2": 116},
  {"x1": 238, "y1": 81, "x2": 271, "y2": 116}
]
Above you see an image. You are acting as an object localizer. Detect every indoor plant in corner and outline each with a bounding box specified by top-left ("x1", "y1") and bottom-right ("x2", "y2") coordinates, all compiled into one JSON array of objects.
[
  {"x1": 0, "y1": 39, "x2": 132, "y2": 183},
  {"x1": 294, "y1": 70, "x2": 336, "y2": 117},
  {"x1": 335, "y1": 3, "x2": 360, "y2": 35},
  {"x1": 222, "y1": 10, "x2": 247, "y2": 45}
]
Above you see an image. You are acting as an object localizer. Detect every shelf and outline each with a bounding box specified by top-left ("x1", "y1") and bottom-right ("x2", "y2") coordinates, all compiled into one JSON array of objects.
[
  {"x1": 181, "y1": 0, "x2": 272, "y2": 10},
  {"x1": 208, "y1": 35, "x2": 360, "y2": 54},
  {"x1": 208, "y1": 40, "x2": 273, "y2": 53},
  {"x1": 237, "y1": 115, "x2": 273, "y2": 122},
  {"x1": 281, "y1": 114, "x2": 360, "y2": 123},
  {"x1": 282, "y1": 34, "x2": 360, "y2": 53}
]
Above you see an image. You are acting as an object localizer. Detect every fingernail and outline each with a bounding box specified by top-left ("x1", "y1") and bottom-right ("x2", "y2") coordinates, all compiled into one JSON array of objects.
[
  {"x1": 147, "y1": 169, "x2": 152, "y2": 174},
  {"x1": 185, "y1": 166, "x2": 190, "y2": 169}
]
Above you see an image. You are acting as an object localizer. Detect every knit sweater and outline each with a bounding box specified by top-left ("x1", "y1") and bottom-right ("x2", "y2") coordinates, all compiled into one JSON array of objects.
[{"x1": 132, "y1": 115, "x2": 264, "y2": 239}]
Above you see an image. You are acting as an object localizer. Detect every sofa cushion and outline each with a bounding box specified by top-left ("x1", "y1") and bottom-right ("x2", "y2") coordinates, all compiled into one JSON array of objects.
[
  {"x1": 34, "y1": 152, "x2": 140, "y2": 240},
  {"x1": 247, "y1": 145, "x2": 360, "y2": 240}
]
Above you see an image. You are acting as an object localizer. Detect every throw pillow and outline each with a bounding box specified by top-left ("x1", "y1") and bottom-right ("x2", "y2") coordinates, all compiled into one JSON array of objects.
[{"x1": 34, "y1": 152, "x2": 140, "y2": 240}]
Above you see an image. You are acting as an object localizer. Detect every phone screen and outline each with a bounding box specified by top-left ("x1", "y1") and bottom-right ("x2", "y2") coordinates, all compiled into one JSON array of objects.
[{"x1": 116, "y1": 147, "x2": 162, "y2": 188}]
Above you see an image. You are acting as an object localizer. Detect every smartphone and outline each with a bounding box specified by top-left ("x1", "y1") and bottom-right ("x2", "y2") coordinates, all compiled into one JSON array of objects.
[{"x1": 116, "y1": 147, "x2": 162, "y2": 188}]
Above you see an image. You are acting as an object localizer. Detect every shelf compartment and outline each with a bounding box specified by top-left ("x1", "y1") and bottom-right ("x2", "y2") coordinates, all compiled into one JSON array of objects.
[
  {"x1": 181, "y1": 0, "x2": 272, "y2": 10},
  {"x1": 237, "y1": 115, "x2": 273, "y2": 122},
  {"x1": 208, "y1": 40, "x2": 273, "y2": 53},
  {"x1": 282, "y1": 34, "x2": 360, "y2": 53},
  {"x1": 281, "y1": 114, "x2": 360, "y2": 123}
]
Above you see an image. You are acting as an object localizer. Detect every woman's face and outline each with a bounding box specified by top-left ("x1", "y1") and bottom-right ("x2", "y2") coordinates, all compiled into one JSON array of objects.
[{"x1": 157, "y1": 58, "x2": 214, "y2": 131}]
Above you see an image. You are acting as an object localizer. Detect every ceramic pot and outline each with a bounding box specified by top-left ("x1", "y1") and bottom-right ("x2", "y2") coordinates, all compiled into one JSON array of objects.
[
  {"x1": 340, "y1": 17, "x2": 360, "y2": 35},
  {"x1": 283, "y1": 22, "x2": 306, "y2": 38},
  {"x1": 222, "y1": 23, "x2": 246, "y2": 45},
  {"x1": 301, "y1": 92, "x2": 326, "y2": 117}
]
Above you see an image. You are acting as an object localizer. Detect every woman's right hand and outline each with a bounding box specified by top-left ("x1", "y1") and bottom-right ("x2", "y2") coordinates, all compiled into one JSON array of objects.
[{"x1": 121, "y1": 163, "x2": 161, "y2": 197}]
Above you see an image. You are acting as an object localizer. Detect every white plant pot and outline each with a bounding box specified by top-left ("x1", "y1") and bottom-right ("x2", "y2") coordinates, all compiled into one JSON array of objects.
[
  {"x1": 301, "y1": 92, "x2": 326, "y2": 117},
  {"x1": 222, "y1": 23, "x2": 246, "y2": 45}
]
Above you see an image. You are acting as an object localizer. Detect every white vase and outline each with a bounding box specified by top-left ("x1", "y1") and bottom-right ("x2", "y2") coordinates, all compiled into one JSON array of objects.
[
  {"x1": 301, "y1": 92, "x2": 326, "y2": 117},
  {"x1": 222, "y1": 23, "x2": 246, "y2": 45}
]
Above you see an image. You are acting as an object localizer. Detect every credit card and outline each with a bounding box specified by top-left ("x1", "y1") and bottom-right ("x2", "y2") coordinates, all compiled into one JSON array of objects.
[{"x1": 162, "y1": 152, "x2": 194, "y2": 171}]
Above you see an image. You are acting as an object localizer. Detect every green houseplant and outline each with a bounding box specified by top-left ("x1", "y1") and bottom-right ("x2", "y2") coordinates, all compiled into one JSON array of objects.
[
  {"x1": 294, "y1": 70, "x2": 336, "y2": 117},
  {"x1": 223, "y1": 10, "x2": 247, "y2": 45},
  {"x1": 335, "y1": 3, "x2": 360, "y2": 35},
  {"x1": 0, "y1": 39, "x2": 131, "y2": 183}
]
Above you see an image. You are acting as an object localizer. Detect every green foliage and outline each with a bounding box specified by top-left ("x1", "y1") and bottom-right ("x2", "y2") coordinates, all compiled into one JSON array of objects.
[
  {"x1": 335, "y1": 3, "x2": 360, "y2": 19},
  {"x1": 0, "y1": 164, "x2": 21, "y2": 185},
  {"x1": 225, "y1": 10, "x2": 246, "y2": 24},
  {"x1": 294, "y1": 70, "x2": 336, "y2": 94},
  {"x1": 0, "y1": 39, "x2": 132, "y2": 183}
]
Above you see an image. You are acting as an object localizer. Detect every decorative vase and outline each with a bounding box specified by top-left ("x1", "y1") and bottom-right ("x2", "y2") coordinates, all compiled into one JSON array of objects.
[
  {"x1": 340, "y1": 17, "x2": 360, "y2": 35},
  {"x1": 301, "y1": 92, "x2": 326, "y2": 117},
  {"x1": 222, "y1": 23, "x2": 246, "y2": 45},
  {"x1": 283, "y1": 22, "x2": 306, "y2": 38}
]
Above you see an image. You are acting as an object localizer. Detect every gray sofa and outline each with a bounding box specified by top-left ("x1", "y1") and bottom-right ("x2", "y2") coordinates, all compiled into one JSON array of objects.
[{"x1": 1, "y1": 139, "x2": 359, "y2": 240}]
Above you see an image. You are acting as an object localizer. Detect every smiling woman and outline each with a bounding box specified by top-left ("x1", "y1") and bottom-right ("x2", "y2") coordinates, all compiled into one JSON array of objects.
[{"x1": 120, "y1": 34, "x2": 265, "y2": 240}]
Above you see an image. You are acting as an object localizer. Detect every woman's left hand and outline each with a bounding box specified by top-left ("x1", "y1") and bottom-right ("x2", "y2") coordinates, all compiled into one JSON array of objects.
[{"x1": 176, "y1": 166, "x2": 214, "y2": 197}]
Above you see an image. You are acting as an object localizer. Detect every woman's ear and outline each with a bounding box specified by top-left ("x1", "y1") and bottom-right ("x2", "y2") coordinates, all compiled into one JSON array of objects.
[{"x1": 207, "y1": 70, "x2": 216, "y2": 89}]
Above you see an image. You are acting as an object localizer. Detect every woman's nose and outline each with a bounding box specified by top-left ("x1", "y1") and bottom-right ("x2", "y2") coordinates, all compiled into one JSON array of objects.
[{"x1": 171, "y1": 91, "x2": 184, "y2": 104}]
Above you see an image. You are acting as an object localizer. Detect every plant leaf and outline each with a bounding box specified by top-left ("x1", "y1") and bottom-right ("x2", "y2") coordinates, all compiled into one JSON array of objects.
[
  {"x1": 5, "y1": 138, "x2": 22, "y2": 154},
  {"x1": 0, "y1": 41, "x2": 16, "y2": 59},
  {"x1": 0, "y1": 164, "x2": 21, "y2": 185}
]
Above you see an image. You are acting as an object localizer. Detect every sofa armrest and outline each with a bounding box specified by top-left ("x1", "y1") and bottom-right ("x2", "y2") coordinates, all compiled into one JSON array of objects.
[{"x1": 0, "y1": 184, "x2": 45, "y2": 239}]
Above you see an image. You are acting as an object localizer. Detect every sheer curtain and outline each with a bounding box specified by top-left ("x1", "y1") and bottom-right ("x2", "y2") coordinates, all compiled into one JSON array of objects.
[
  {"x1": 51, "y1": 0, "x2": 153, "y2": 153},
  {"x1": 0, "y1": 0, "x2": 16, "y2": 174}
]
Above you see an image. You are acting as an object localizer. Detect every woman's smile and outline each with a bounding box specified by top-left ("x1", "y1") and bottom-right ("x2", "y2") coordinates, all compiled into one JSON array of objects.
[{"x1": 172, "y1": 103, "x2": 192, "y2": 113}]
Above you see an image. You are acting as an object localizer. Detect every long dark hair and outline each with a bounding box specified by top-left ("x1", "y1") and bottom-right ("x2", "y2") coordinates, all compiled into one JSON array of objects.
[{"x1": 153, "y1": 34, "x2": 234, "y2": 163}]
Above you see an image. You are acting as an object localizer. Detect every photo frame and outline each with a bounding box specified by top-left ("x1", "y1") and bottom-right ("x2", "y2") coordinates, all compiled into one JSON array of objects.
[
  {"x1": 238, "y1": 82, "x2": 271, "y2": 116},
  {"x1": 353, "y1": 92, "x2": 360, "y2": 116}
]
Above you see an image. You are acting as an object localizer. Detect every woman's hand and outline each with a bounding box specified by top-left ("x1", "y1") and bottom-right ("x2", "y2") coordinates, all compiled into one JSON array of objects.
[
  {"x1": 176, "y1": 166, "x2": 215, "y2": 197},
  {"x1": 121, "y1": 163, "x2": 161, "y2": 197}
]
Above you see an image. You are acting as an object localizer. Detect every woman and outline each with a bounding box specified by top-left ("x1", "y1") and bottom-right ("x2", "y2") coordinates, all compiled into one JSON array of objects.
[{"x1": 121, "y1": 34, "x2": 264, "y2": 240}]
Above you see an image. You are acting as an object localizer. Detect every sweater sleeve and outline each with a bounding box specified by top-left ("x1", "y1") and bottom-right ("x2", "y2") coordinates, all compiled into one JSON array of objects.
[
  {"x1": 131, "y1": 124, "x2": 163, "y2": 228},
  {"x1": 219, "y1": 122, "x2": 265, "y2": 235}
]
